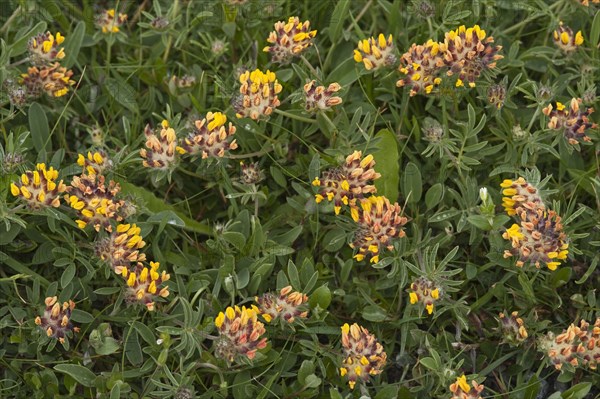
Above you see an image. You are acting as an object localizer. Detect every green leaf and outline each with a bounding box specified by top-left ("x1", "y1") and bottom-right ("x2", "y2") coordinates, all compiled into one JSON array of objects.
[
  {"x1": 523, "y1": 374, "x2": 540, "y2": 399},
  {"x1": 117, "y1": 182, "x2": 211, "y2": 235},
  {"x1": 328, "y1": 0, "x2": 350, "y2": 43},
  {"x1": 561, "y1": 382, "x2": 591, "y2": 399},
  {"x1": 591, "y1": 10, "x2": 600, "y2": 47},
  {"x1": 287, "y1": 260, "x2": 301, "y2": 289},
  {"x1": 419, "y1": 357, "x2": 438, "y2": 370},
  {"x1": 401, "y1": 162, "x2": 422, "y2": 203},
  {"x1": 425, "y1": 183, "x2": 443, "y2": 210},
  {"x1": 62, "y1": 21, "x2": 85, "y2": 68},
  {"x1": 372, "y1": 129, "x2": 400, "y2": 201},
  {"x1": 9, "y1": 21, "x2": 47, "y2": 56},
  {"x1": 29, "y1": 103, "x2": 51, "y2": 152},
  {"x1": 60, "y1": 263, "x2": 76, "y2": 288},
  {"x1": 105, "y1": 78, "x2": 139, "y2": 113},
  {"x1": 309, "y1": 285, "x2": 331, "y2": 309},
  {"x1": 361, "y1": 304, "x2": 387, "y2": 322},
  {"x1": 53, "y1": 364, "x2": 96, "y2": 387},
  {"x1": 70, "y1": 309, "x2": 94, "y2": 324}
]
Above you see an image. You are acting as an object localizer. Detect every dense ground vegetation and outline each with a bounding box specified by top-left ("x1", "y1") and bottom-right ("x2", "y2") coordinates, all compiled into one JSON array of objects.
[{"x1": 1, "y1": 0, "x2": 599, "y2": 398}]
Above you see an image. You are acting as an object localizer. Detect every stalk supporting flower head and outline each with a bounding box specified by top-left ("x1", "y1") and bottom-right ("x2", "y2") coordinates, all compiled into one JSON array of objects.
[
  {"x1": 96, "y1": 9, "x2": 128, "y2": 33},
  {"x1": 539, "y1": 318, "x2": 600, "y2": 370},
  {"x1": 234, "y1": 69, "x2": 282, "y2": 120},
  {"x1": 95, "y1": 223, "x2": 147, "y2": 274},
  {"x1": 350, "y1": 196, "x2": 408, "y2": 263},
  {"x1": 28, "y1": 31, "x2": 65, "y2": 66},
  {"x1": 263, "y1": 17, "x2": 317, "y2": 64},
  {"x1": 65, "y1": 174, "x2": 124, "y2": 232},
  {"x1": 303, "y1": 80, "x2": 342, "y2": 112},
  {"x1": 353, "y1": 34, "x2": 396, "y2": 71},
  {"x1": 10, "y1": 163, "x2": 66, "y2": 209},
  {"x1": 20, "y1": 63, "x2": 75, "y2": 98},
  {"x1": 179, "y1": 112, "x2": 238, "y2": 159},
  {"x1": 214, "y1": 305, "x2": 268, "y2": 362},
  {"x1": 449, "y1": 375, "x2": 484, "y2": 399},
  {"x1": 121, "y1": 261, "x2": 170, "y2": 311},
  {"x1": 552, "y1": 22, "x2": 584, "y2": 53},
  {"x1": 409, "y1": 277, "x2": 441, "y2": 315},
  {"x1": 397, "y1": 40, "x2": 444, "y2": 96},
  {"x1": 312, "y1": 151, "x2": 380, "y2": 215},
  {"x1": 255, "y1": 286, "x2": 309, "y2": 324},
  {"x1": 77, "y1": 150, "x2": 111, "y2": 175},
  {"x1": 35, "y1": 296, "x2": 80, "y2": 344},
  {"x1": 340, "y1": 323, "x2": 387, "y2": 389},
  {"x1": 542, "y1": 98, "x2": 596, "y2": 145},
  {"x1": 140, "y1": 120, "x2": 184, "y2": 169}
]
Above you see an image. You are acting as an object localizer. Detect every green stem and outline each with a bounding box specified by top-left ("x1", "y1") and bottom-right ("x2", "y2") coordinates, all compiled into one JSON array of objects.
[
  {"x1": 274, "y1": 109, "x2": 317, "y2": 124},
  {"x1": 300, "y1": 55, "x2": 319, "y2": 79}
]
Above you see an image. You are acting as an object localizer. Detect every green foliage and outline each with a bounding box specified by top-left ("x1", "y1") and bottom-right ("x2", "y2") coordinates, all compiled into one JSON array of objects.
[{"x1": 1, "y1": 0, "x2": 599, "y2": 398}]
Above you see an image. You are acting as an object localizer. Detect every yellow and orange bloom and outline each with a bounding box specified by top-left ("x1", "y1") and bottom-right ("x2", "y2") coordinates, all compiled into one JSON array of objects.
[
  {"x1": 449, "y1": 375, "x2": 485, "y2": 399},
  {"x1": 255, "y1": 286, "x2": 309, "y2": 324},
  {"x1": 263, "y1": 17, "x2": 317, "y2": 64},
  {"x1": 499, "y1": 311, "x2": 528, "y2": 345},
  {"x1": 303, "y1": 80, "x2": 342, "y2": 112},
  {"x1": 121, "y1": 261, "x2": 170, "y2": 311},
  {"x1": 95, "y1": 223, "x2": 147, "y2": 274},
  {"x1": 579, "y1": 0, "x2": 600, "y2": 5},
  {"x1": 179, "y1": 112, "x2": 238, "y2": 159},
  {"x1": 354, "y1": 34, "x2": 396, "y2": 71},
  {"x1": 77, "y1": 150, "x2": 111, "y2": 175},
  {"x1": 487, "y1": 83, "x2": 506, "y2": 109},
  {"x1": 312, "y1": 151, "x2": 380, "y2": 215},
  {"x1": 539, "y1": 318, "x2": 600, "y2": 370},
  {"x1": 28, "y1": 31, "x2": 65, "y2": 66},
  {"x1": 234, "y1": 69, "x2": 282, "y2": 120},
  {"x1": 35, "y1": 296, "x2": 80, "y2": 344},
  {"x1": 239, "y1": 161, "x2": 264, "y2": 185},
  {"x1": 214, "y1": 305, "x2": 268, "y2": 362},
  {"x1": 65, "y1": 173, "x2": 124, "y2": 232},
  {"x1": 140, "y1": 120, "x2": 184, "y2": 169},
  {"x1": 397, "y1": 40, "x2": 444, "y2": 96},
  {"x1": 439, "y1": 25, "x2": 503, "y2": 88},
  {"x1": 350, "y1": 196, "x2": 408, "y2": 263},
  {"x1": 409, "y1": 277, "x2": 441, "y2": 315},
  {"x1": 96, "y1": 9, "x2": 127, "y2": 34},
  {"x1": 20, "y1": 62, "x2": 75, "y2": 98},
  {"x1": 500, "y1": 177, "x2": 544, "y2": 216},
  {"x1": 502, "y1": 204, "x2": 569, "y2": 271},
  {"x1": 340, "y1": 323, "x2": 387, "y2": 390},
  {"x1": 542, "y1": 98, "x2": 596, "y2": 145},
  {"x1": 552, "y1": 22, "x2": 584, "y2": 53},
  {"x1": 10, "y1": 163, "x2": 67, "y2": 209}
]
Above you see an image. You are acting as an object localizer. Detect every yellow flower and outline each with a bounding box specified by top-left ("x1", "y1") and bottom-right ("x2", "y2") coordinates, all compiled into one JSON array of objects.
[
  {"x1": 263, "y1": 17, "x2": 317, "y2": 64},
  {"x1": 95, "y1": 223, "x2": 147, "y2": 274},
  {"x1": 255, "y1": 286, "x2": 309, "y2": 324},
  {"x1": 340, "y1": 323, "x2": 386, "y2": 389},
  {"x1": 179, "y1": 112, "x2": 238, "y2": 159},
  {"x1": 354, "y1": 34, "x2": 395, "y2": 71},
  {"x1": 140, "y1": 120, "x2": 181, "y2": 169},
  {"x1": 122, "y1": 261, "x2": 170, "y2": 311},
  {"x1": 540, "y1": 318, "x2": 600, "y2": 370},
  {"x1": 10, "y1": 163, "x2": 66, "y2": 209},
  {"x1": 303, "y1": 80, "x2": 343, "y2": 112},
  {"x1": 553, "y1": 22, "x2": 584, "y2": 53},
  {"x1": 234, "y1": 69, "x2": 282, "y2": 120},
  {"x1": 214, "y1": 305, "x2": 268, "y2": 362},
  {"x1": 449, "y1": 375, "x2": 484, "y2": 399},
  {"x1": 28, "y1": 31, "x2": 66, "y2": 66},
  {"x1": 397, "y1": 40, "x2": 444, "y2": 96},
  {"x1": 77, "y1": 150, "x2": 111, "y2": 175},
  {"x1": 96, "y1": 9, "x2": 127, "y2": 34},
  {"x1": 20, "y1": 63, "x2": 76, "y2": 98},
  {"x1": 34, "y1": 296, "x2": 80, "y2": 344},
  {"x1": 542, "y1": 98, "x2": 596, "y2": 145},
  {"x1": 409, "y1": 277, "x2": 441, "y2": 315}
]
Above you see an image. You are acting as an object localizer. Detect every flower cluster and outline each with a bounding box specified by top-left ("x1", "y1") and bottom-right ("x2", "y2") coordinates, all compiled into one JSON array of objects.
[
  {"x1": 121, "y1": 261, "x2": 170, "y2": 311},
  {"x1": 350, "y1": 196, "x2": 408, "y2": 263},
  {"x1": 498, "y1": 311, "x2": 528, "y2": 345},
  {"x1": 303, "y1": 80, "x2": 343, "y2": 112},
  {"x1": 354, "y1": 33, "x2": 396, "y2": 71},
  {"x1": 312, "y1": 151, "x2": 380, "y2": 215},
  {"x1": 449, "y1": 375, "x2": 485, "y2": 399},
  {"x1": 539, "y1": 318, "x2": 600, "y2": 371},
  {"x1": 179, "y1": 112, "x2": 238, "y2": 159},
  {"x1": 214, "y1": 305, "x2": 268, "y2": 362},
  {"x1": 27, "y1": 31, "x2": 65, "y2": 66},
  {"x1": 20, "y1": 62, "x2": 76, "y2": 98},
  {"x1": 239, "y1": 161, "x2": 264, "y2": 185},
  {"x1": 77, "y1": 151, "x2": 111, "y2": 175},
  {"x1": 263, "y1": 17, "x2": 317, "y2": 64},
  {"x1": 234, "y1": 69, "x2": 282, "y2": 120},
  {"x1": 397, "y1": 25, "x2": 502, "y2": 96},
  {"x1": 96, "y1": 9, "x2": 128, "y2": 34},
  {"x1": 579, "y1": 0, "x2": 599, "y2": 5},
  {"x1": 542, "y1": 98, "x2": 596, "y2": 145},
  {"x1": 339, "y1": 323, "x2": 387, "y2": 389},
  {"x1": 95, "y1": 223, "x2": 147, "y2": 274},
  {"x1": 10, "y1": 163, "x2": 67, "y2": 209},
  {"x1": 408, "y1": 277, "x2": 441, "y2": 315},
  {"x1": 140, "y1": 120, "x2": 184, "y2": 169},
  {"x1": 500, "y1": 177, "x2": 569, "y2": 271},
  {"x1": 255, "y1": 286, "x2": 309, "y2": 324},
  {"x1": 65, "y1": 173, "x2": 125, "y2": 231},
  {"x1": 552, "y1": 22, "x2": 584, "y2": 53},
  {"x1": 487, "y1": 83, "x2": 506, "y2": 109},
  {"x1": 35, "y1": 296, "x2": 80, "y2": 344},
  {"x1": 353, "y1": 34, "x2": 396, "y2": 71}
]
